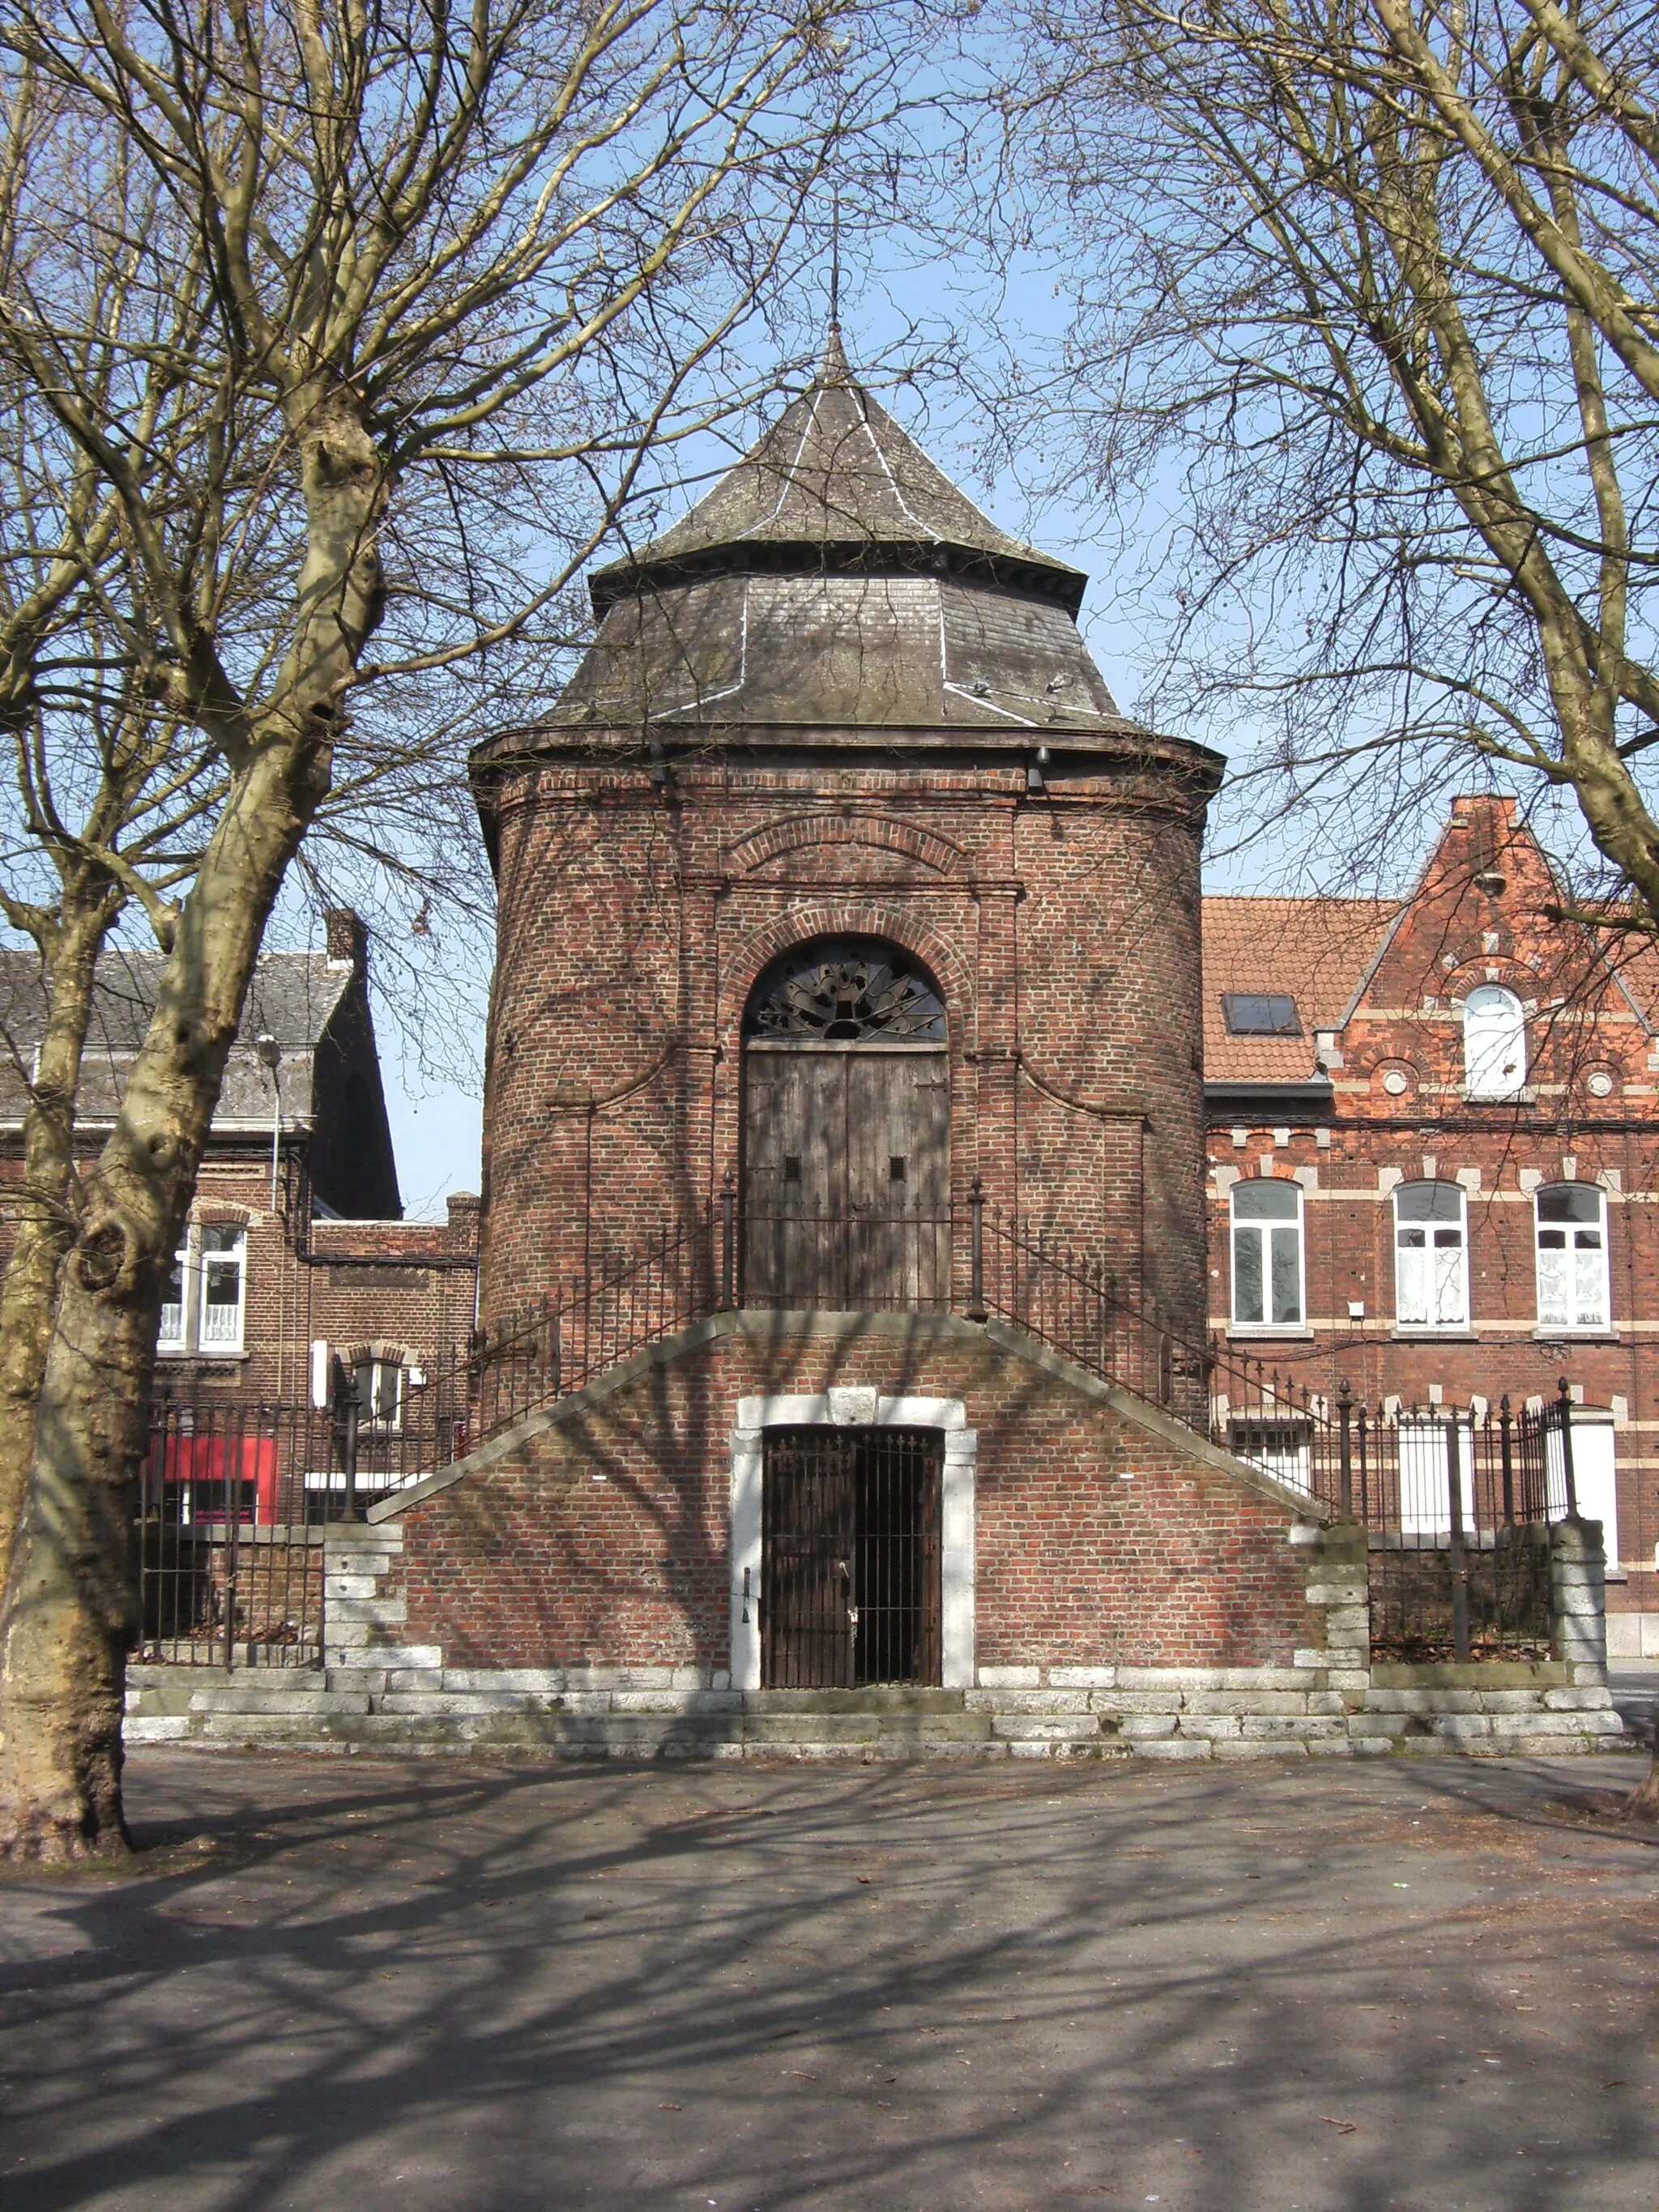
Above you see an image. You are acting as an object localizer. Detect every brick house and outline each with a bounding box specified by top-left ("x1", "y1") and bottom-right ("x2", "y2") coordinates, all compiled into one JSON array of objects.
[
  {"x1": 1203, "y1": 794, "x2": 1659, "y2": 1659},
  {"x1": 0, "y1": 910, "x2": 480, "y2": 1494}
]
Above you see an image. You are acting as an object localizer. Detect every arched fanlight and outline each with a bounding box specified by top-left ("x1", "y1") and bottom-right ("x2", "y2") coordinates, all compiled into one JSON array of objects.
[{"x1": 744, "y1": 936, "x2": 945, "y2": 1042}]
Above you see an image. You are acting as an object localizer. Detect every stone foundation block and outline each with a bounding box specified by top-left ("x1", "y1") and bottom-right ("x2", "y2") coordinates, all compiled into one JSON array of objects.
[
  {"x1": 1186, "y1": 1690, "x2": 1307, "y2": 1715},
  {"x1": 1047, "y1": 1667, "x2": 1117, "y2": 1688},
  {"x1": 1090, "y1": 1690, "x2": 1183, "y2": 1715},
  {"x1": 1176, "y1": 1715, "x2": 1243, "y2": 1740},
  {"x1": 1241, "y1": 1715, "x2": 1345, "y2": 1741},
  {"x1": 323, "y1": 1643, "x2": 440, "y2": 1671},
  {"x1": 1542, "y1": 1686, "x2": 1614, "y2": 1711},
  {"x1": 1117, "y1": 1715, "x2": 1179, "y2": 1740},
  {"x1": 1488, "y1": 1709, "x2": 1622, "y2": 1737},
  {"x1": 966, "y1": 1689, "x2": 1091, "y2": 1715},
  {"x1": 991, "y1": 1715, "x2": 1102, "y2": 1742},
  {"x1": 1213, "y1": 1739, "x2": 1307, "y2": 1759},
  {"x1": 1128, "y1": 1740, "x2": 1214, "y2": 1761},
  {"x1": 1431, "y1": 1713, "x2": 1492, "y2": 1739},
  {"x1": 1303, "y1": 1580, "x2": 1367, "y2": 1607},
  {"x1": 978, "y1": 1666, "x2": 1041, "y2": 1687},
  {"x1": 324, "y1": 1575, "x2": 380, "y2": 1600},
  {"x1": 326, "y1": 1598, "x2": 407, "y2": 1628},
  {"x1": 1322, "y1": 1608, "x2": 1371, "y2": 1640}
]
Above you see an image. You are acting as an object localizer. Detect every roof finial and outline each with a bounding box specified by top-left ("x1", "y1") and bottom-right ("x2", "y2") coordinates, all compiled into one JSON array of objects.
[
  {"x1": 818, "y1": 188, "x2": 851, "y2": 385},
  {"x1": 830, "y1": 184, "x2": 842, "y2": 335}
]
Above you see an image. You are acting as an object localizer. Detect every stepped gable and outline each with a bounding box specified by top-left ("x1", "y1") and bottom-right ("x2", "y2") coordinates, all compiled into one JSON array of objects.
[{"x1": 495, "y1": 335, "x2": 1141, "y2": 743}]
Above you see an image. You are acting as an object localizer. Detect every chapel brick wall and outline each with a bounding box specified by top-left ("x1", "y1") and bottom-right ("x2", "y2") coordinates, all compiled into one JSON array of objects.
[
  {"x1": 397, "y1": 1327, "x2": 1316, "y2": 1673},
  {"x1": 478, "y1": 751, "x2": 1211, "y2": 1343}
]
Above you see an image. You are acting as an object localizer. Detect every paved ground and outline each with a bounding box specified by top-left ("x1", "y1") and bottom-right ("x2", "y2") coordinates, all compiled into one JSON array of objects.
[{"x1": 2, "y1": 1747, "x2": 1657, "y2": 2212}]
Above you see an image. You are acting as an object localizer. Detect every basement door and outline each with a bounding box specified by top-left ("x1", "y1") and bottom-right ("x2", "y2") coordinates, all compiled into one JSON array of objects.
[
  {"x1": 742, "y1": 1046, "x2": 949, "y2": 1307},
  {"x1": 761, "y1": 1426, "x2": 943, "y2": 1689}
]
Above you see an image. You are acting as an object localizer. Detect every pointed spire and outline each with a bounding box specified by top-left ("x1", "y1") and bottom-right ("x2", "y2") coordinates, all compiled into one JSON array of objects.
[{"x1": 818, "y1": 321, "x2": 852, "y2": 387}]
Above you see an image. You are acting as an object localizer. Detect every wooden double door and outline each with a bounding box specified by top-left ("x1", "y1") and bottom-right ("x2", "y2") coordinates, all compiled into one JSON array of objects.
[
  {"x1": 742, "y1": 1044, "x2": 949, "y2": 1308},
  {"x1": 761, "y1": 1426, "x2": 943, "y2": 1688}
]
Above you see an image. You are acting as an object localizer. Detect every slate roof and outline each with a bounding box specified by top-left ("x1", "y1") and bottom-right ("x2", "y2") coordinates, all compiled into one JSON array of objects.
[
  {"x1": 1202, "y1": 897, "x2": 1395, "y2": 1085},
  {"x1": 493, "y1": 340, "x2": 1166, "y2": 747},
  {"x1": 0, "y1": 945, "x2": 356, "y2": 1127},
  {"x1": 590, "y1": 330, "x2": 1085, "y2": 611}
]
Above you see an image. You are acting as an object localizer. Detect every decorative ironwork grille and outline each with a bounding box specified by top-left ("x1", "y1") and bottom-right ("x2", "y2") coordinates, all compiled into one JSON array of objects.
[
  {"x1": 744, "y1": 937, "x2": 945, "y2": 1042},
  {"x1": 761, "y1": 1426, "x2": 942, "y2": 1688}
]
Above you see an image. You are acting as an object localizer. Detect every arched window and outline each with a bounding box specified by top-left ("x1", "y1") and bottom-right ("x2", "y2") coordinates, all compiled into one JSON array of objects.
[
  {"x1": 744, "y1": 938, "x2": 945, "y2": 1042},
  {"x1": 1230, "y1": 1178, "x2": 1304, "y2": 1328},
  {"x1": 1393, "y1": 1182, "x2": 1468, "y2": 1329},
  {"x1": 1535, "y1": 1183, "x2": 1610, "y2": 1332},
  {"x1": 1462, "y1": 985, "x2": 1527, "y2": 1099}
]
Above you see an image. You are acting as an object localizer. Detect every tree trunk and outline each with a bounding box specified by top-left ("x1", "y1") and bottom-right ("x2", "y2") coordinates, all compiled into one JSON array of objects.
[
  {"x1": 1626, "y1": 1750, "x2": 1659, "y2": 1822},
  {"x1": 0, "y1": 882, "x2": 121, "y2": 1584},
  {"x1": 0, "y1": 378, "x2": 378, "y2": 1860},
  {"x1": 0, "y1": 739, "x2": 328, "y2": 1857}
]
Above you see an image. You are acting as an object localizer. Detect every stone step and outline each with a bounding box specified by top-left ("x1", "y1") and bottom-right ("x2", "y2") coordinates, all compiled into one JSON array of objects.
[
  {"x1": 742, "y1": 1711, "x2": 992, "y2": 1745},
  {"x1": 742, "y1": 1687, "x2": 967, "y2": 1715}
]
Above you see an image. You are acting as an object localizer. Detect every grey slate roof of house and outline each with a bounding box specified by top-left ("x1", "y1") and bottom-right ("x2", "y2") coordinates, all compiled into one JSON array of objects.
[
  {"x1": 492, "y1": 338, "x2": 1150, "y2": 746},
  {"x1": 0, "y1": 946, "x2": 356, "y2": 1127}
]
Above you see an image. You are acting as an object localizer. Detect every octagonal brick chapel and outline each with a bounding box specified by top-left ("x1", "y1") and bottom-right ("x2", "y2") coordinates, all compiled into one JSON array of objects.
[{"x1": 391, "y1": 341, "x2": 1338, "y2": 1695}]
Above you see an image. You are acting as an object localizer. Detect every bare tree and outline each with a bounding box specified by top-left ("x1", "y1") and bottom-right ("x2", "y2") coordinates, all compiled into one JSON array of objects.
[
  {"x1": 968, "y1": 0, "x2": 1658, "y2": 905},
  {"x1": 970, "y1": 0, "x2": 1659, "y2": 1810},
  {"x1": 0, "y1": 70, "x2": 253, "y2": 1587},
  {"x1": 0, "y1": 0, "x2": 915, "y2": 1858}
]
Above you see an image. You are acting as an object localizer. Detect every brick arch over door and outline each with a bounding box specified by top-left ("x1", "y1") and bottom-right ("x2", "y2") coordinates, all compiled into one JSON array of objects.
[{"x1": 723, "y1": 813, "x2": 966, "y2": 878}]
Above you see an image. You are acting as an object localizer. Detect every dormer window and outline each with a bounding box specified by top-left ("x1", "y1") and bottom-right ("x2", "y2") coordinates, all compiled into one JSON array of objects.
[
  {"x1": 1221, "y1": 993, "x2": 1300, "y2": 1037},
  {"x1": 1462, "y1": 985, "x2": 1527, "y2": 1099}
]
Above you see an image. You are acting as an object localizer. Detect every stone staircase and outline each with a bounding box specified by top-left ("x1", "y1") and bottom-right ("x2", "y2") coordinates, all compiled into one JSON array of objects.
[{"x1": 124, "y1": 1522, "x2": 1627, "y2": 1762}]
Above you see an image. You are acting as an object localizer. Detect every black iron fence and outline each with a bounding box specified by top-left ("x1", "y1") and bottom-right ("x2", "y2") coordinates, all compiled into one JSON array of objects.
[{"x1": 135, "y1": 1183, "x2": 1589, "y2": 1667}]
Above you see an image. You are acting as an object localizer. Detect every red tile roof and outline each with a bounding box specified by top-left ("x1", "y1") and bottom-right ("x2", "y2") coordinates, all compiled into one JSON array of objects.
[{"x1": 1202, "y1": 897, "x2": 1395, "y2": 1084}]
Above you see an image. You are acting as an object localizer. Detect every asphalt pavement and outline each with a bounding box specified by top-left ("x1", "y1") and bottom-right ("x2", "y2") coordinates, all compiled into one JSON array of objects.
[{"x1": 2, "y1": 1745, "x2": 1655, "y2": 2211}]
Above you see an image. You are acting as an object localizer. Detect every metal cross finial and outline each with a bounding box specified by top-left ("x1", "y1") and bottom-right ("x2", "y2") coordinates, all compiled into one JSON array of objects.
[{"x1": 830, "y1": 185, "x2": 841, "y2": 334}]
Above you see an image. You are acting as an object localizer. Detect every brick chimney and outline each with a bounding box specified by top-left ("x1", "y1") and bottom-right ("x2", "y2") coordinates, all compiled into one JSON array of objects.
[{"x1": 325, "y1": 908, "x2": 368, "y2": 970}]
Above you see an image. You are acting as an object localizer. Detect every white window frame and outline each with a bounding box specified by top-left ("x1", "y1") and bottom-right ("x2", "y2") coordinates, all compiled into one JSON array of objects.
[
  {"x1": 1534, "y1": 1183, "x2": 1610, "y2": 1333},
  {"x1": 355, "y1": 1356, "x2": 404, "y2": 1432},
  {"x1": 1229, "y1": 1178, "x2": 1306, "y2": 1330},
  {"x1": 197, "y1": 1225, "x2": 248, "y2": 1353},
  {"x1": 1392, "y1": 1181, "x2": 1469, "y2": 1331},
  {"x1": 1462, "y1": 985, "x2": 1528, "y2": 1100},
  {"x1": 158, "y1": 1238, "x2": 190, "y2": 1353}
]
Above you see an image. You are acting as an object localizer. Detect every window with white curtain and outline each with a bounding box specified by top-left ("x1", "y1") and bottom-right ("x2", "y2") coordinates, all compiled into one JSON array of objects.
[
  {"x1": 1535, "y1": 1184, "x2": 1610, "y2": 1331},
  {"x1": 158, "y1": 1244, "x2": 188, "y2": 1351},
  {"x1": 198, "y1": 1225, "x2": 247, "y2": 1350},
  {"x1": 1392, "y1": 1182, "x2": 1469, "y2": 1329},
  {"x1": 1462, "y1": 985, "x2": 1527, "y2": 1098},
  {"x1": 1230, "y1": 1178, "x2": 1304, "y2": 1328}
]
